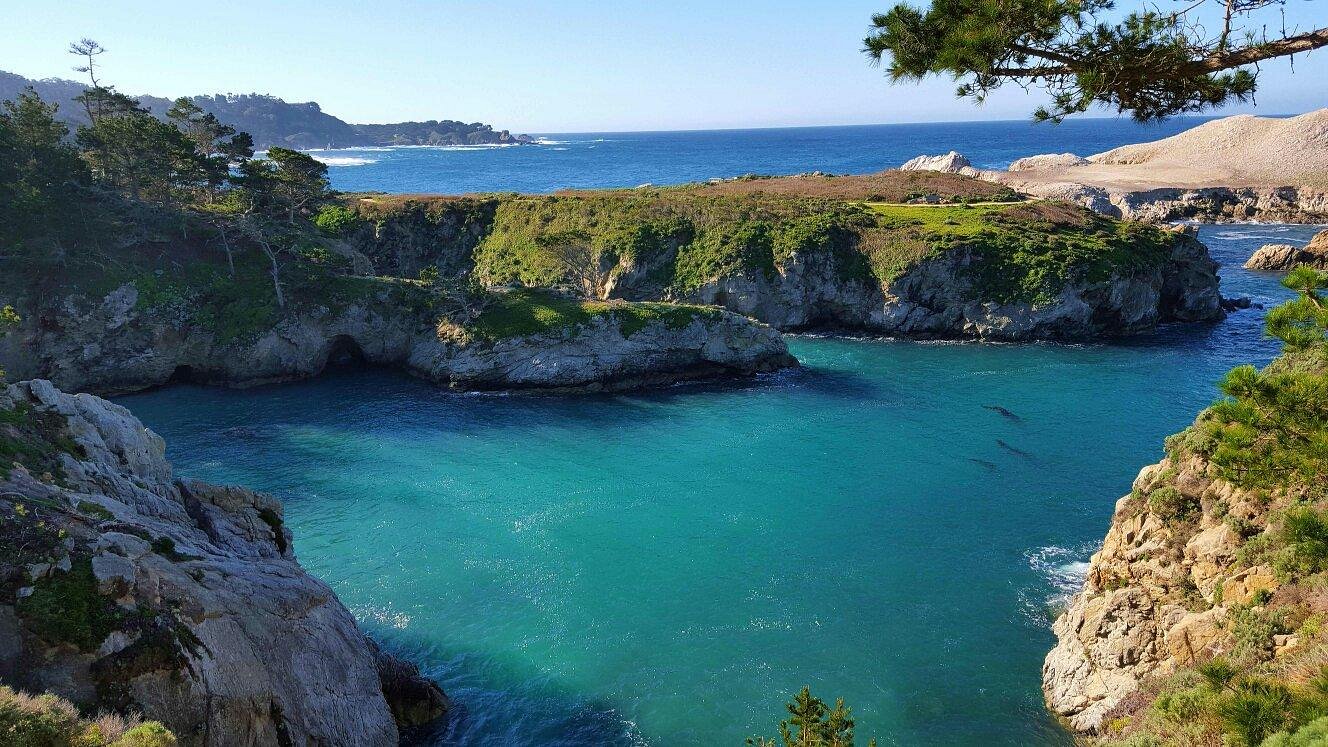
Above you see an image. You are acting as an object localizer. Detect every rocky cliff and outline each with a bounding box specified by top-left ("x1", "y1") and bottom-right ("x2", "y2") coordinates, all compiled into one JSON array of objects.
[
  {"x1": 1043, "y1": 451, "x2": 1264, "y2": 732},
  {"x1": 1042, "y1": 290, "x2": 1328, "y2": 745},
  {"x1": 0, "y1": 379, "x2": 446, "y2": 744},
  {"x1": 341, "y1": 192, "x2": 1226, "y2": 342},
  {"x1": 679, "y1": 221, "x2": 1221, "y2": 340},
  {"x1": 0, "y1": 281, "x2": 794, "y2": 397}
]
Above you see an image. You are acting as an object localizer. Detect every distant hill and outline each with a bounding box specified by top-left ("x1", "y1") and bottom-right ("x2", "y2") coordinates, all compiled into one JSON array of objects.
[{"x1": 0, "y1": 69, "x2": 530, "y2": 150}]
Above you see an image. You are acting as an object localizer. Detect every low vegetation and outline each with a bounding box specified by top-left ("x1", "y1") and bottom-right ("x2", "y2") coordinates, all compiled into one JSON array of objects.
[
  {"x1": 461, "y1": 190, "x2": 1175, "y2": 305},
  {"x1": 466, "y1": 288, "x2": 720, "y2": 341},
  {"x1": 0, "y1": 685, "x2": 175, "y2": 746},
  {"x1": 16, "y1": 557, "x2": 127, "y2": 652}
]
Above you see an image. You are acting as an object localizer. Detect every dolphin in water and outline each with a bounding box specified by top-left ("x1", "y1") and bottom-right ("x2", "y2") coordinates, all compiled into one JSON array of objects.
[
  {"x1": 997, "y1": 439, "x2": 1031, "y2": 458},
  {"x1": 983, "y1": 405, "x2": 1021, "y2": 421},
  {"x1": 968, "y1": 458, "x2": 999, "y2": 471}
]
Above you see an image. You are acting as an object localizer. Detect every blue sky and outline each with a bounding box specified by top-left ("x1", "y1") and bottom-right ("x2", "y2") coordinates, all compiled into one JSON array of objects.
[{"x1": 4, "y1": 0, "x2": 1325, "y2": 132}]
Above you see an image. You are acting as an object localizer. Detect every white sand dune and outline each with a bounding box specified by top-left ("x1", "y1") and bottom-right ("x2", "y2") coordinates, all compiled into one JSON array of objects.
[{"x1": 1009, "y1": 109, "x2": 1328, "y2": 190}]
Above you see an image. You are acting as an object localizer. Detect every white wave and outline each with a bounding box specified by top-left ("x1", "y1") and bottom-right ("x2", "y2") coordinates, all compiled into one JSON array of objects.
[
  {"x1": 353, "y1": 603, "x2": 413, "y2": 630},
  {"x1": 311, "y1": 155, "x2": 378, "y2": 167},
  {"x1": 1028, "y1": 544, "x2": 1093, "y2": 606},
  {"x1": 305, "y1": 146, "x2": 395, "y2": 153}
]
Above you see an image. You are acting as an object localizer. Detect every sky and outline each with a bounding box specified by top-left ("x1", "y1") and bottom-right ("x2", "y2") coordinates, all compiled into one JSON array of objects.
[{"x1": 3, "y1": 0, "x2": 1326, "y2": 133}]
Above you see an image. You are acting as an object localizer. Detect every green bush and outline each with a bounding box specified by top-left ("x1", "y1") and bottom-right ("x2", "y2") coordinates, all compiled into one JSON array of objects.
[
  {"x1": 1231, "y1": 606, "x2": 1290, "y2": 664},
  {"x1": 1262, "y1": 716, "x2": 1328, "y2": 746},
  {"x1": 313, "y1": 204, "x2": 363, "y2": 236},
  {"x1": 1278, "y1": 507, "x2": 1328, "y2": 578},
  {"x1": 1220, "y1": 679, "x2": 1295, "y2": 746}
]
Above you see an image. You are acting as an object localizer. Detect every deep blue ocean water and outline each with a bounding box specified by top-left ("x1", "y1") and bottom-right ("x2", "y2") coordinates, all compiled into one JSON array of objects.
[
  {"x1": 116, "y1": 223, "x2": 1324, "y2": 746},
  {"x1": 315, "y1": 118, "x2": 1217, "y2": 195}
]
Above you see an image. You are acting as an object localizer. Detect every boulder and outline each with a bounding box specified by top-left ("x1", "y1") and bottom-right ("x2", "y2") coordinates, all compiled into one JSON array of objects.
[
  {"x1": 1243, "y1": 230, "x2": 1328, "y2": 270},
  {"x1": 899, "y1": 151, "x2": 979, "y2": 176}
]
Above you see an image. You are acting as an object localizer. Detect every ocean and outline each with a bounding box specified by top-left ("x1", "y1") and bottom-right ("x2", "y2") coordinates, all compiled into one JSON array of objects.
[
  {"x1": 312, "y1": 117, "x2": 1215, "y2": 195},
  {"x1": 117, "y1": 217, "x2": 1323, "y2": 745}
]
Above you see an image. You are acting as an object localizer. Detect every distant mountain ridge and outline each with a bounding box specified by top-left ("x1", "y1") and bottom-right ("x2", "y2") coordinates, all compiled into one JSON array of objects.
[{"x1": 0, "y1": 69, "x2": 531, "y2": 149}]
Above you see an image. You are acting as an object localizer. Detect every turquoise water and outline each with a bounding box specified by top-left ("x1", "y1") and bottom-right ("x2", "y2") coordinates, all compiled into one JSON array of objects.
[
  {"x1": 117, "y1": 224, "x2": 1319, "y2": 745},
  {"x1": 318, "y1": 118, "x2": 1219, "y2": 195}
]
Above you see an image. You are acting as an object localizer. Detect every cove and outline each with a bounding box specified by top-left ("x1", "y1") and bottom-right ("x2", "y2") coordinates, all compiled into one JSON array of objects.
[{"x1": 116, "y1": 224, "x2": 1317, "y2": 746}]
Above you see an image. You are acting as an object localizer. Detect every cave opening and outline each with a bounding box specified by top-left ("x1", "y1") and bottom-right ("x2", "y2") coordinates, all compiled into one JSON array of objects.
[
  {"x1": 167, "y1": 365, "x2": 196, "y2": 384},
  {"x1": 325, "y1": 335, "x2": 368, "y2": 368}
]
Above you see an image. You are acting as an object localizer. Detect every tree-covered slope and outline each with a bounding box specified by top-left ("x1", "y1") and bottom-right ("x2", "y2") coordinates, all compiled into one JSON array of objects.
[{"x1": 0, "y1": 69, "x2": 528, "y2": 149}]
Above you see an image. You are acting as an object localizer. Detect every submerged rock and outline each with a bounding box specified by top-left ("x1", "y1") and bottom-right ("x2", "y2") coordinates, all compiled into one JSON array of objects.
[{"x1": 0, "y1": 380, "x2": 446, "y2": 743}]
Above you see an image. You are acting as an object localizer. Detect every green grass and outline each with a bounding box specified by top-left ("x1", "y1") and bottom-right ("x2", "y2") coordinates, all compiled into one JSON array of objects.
[
  {"x1": 465, "y1": 193, "x2": 1174, "y2": 306},
  {"x1": 16, "y1": 557, "x2": 125, "y2": 652},
  {"x1": 468, "y1": 288, "x2": 720, "y2": 341},
  {"x1": 470, "y1": 191, "x2": 875, "y2": 295},
  {"x1": 0, "y1": 401, "x2": 84, "y2": 480},
  {"x1": 76, "y1": 501, "x2": 114, "y2": 521},
  {"x1": 864, "y1": 202, "x2": 1176, "y2": 305}
]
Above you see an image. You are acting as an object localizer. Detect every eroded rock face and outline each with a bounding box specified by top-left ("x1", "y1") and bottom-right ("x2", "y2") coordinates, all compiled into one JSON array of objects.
[
  {"x1": 639, "y1": 230, "x2": 1223, "y2": 340},
  {"x1": 1244, "y1": 230, "x2": 1328, "y2": 271},
  {"x1": 1042, "y1": 455, "x2": 1272, "y2": 733},
  {"x1": 0, "y1": 286, "x2": 795, "y2": 397},
  {"x1": 0, "y1": 380, "x2": 446, "y2": 744}
]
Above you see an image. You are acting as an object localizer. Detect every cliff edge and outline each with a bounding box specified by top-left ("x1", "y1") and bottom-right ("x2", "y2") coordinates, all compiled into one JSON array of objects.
[
  {"x1": 0, "y1": 379, "x2": 446, "y2": 744},
  {"x1": 1043, "y1": 279, "x2": 1328, "y2": 745}
]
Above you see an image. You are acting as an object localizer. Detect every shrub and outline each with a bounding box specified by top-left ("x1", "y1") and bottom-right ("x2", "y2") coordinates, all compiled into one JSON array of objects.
[
  {"x1": 1279, "y1": 507, "x2": 1328, "y2": 577},
  {"x1": 0, "y1": 685, "x2": 175, "y2": 746},
  {"x1": 1148, "y1": 486, "x2": 1200, "y2": 523},
  {"x1": 1262, "y1": 716, "x2": 1328, "y2": 747},
  {"x1": 15, "y1": 557, "x2": 124, "y2": 651},
  {"x1": 1219, "y1": 679, "x2": 1294, "y2": 746},
  {"x1": 313, "y1": 204, "x2": 363, "y2": 236}
]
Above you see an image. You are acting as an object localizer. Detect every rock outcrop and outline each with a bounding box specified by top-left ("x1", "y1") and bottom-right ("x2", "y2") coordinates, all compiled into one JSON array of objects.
[
  {"x1": 1244, "y1": 230, "x2": 1328, "y2": 271},
  {"x1": 898, "y1": 151, "x2": 980, "y2": 177},
  {"x1": 334, "y1": 191, "x2": 1224, "y2": 344},
  {"x1": 0, "y1": 379, "x2": 447, "y2": 744},
  {"x1": 902, "y1": 110, "x2": 1328, "y2": 223},
  {"x1": 1042, "y1": 450, "x2": 1281, "y2": 733},
  {"x1": 653, "y1": 225, "x2": 1224, "y2": 340},
  {"x1": 0, "y1": 285, "x2": 795, "y2": 397}
]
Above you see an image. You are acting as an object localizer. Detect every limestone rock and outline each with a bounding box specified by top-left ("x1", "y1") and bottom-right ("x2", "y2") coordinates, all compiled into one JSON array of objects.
[
  {"x1": 899, "y1": 151, "x2": 980, "y2": 176},
  {"x1": 1008, "y1": 153, "x2": 1090, "y2": 172},
  {"x1": 669, "y1": 229, "x2": 1223, "y2": 342},
  {"x1": 2, "y1": 287, "x2": 795, "y2": 397},
  {"x1": 1223, "y1": 565, "x2": 1279, "y2": 606},
  {"x1": 1042, "y1": 452, "x2": 1266, "y2": 733}
]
